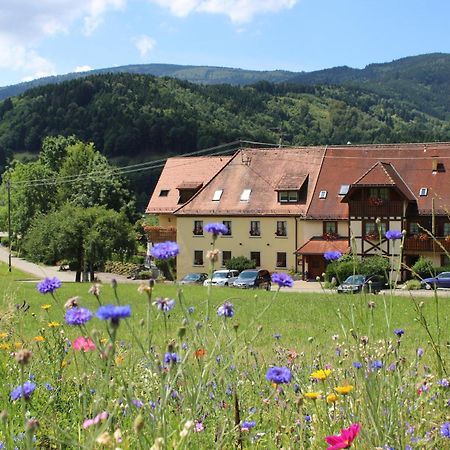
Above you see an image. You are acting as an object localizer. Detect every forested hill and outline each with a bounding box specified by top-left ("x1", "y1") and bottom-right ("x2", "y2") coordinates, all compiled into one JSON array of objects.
[
  {"x1": 1, "y1": 53, "x2": 450, "y2": 120},
  {"x1": 1, "y1": 72, "x2": 450, "y2": 169}
]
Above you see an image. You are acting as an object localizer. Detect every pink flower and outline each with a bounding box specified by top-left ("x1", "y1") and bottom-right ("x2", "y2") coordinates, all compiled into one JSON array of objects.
[
  {"x1": 325, "y1": 423, "x2": 361, "y2": 450},
  {"x1": 83, "y1": 411, "x2": 109, "y2": 429},
  {"x1": 73, "y1": 336, "x2": 96, "y2": 352},
  {"x1": 195, "y1": 421, "x2": 204, "y2": 432}
]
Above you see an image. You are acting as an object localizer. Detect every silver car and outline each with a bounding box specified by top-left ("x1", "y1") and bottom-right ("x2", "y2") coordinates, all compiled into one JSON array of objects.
[{"x1": 203, "y1": 270, "x2": 239, "y2": 287}]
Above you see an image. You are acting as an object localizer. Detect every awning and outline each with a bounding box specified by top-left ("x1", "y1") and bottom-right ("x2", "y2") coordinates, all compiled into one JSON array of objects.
[{"x1": 295, "y1": 238, "x2": 350, "y2": 255}]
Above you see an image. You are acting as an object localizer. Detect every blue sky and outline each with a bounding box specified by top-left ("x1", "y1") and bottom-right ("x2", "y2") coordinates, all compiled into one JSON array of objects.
[{"x1": 1, "y1": 0, "x2": 450, "y2": 87}]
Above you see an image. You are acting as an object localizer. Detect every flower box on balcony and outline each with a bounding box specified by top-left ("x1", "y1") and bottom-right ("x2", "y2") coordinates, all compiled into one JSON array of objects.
[{"x1": 368, "y1": 197, "x2": 384, "y2": 207}]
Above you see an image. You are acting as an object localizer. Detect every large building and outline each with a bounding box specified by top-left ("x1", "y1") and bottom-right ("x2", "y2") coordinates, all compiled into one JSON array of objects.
[{"x1": 146, "y1": 143, "x2": 450, "y2": 279}]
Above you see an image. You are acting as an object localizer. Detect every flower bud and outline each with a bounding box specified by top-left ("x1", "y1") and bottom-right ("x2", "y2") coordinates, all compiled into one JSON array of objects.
[
  {"x1": 15, "y1": 349, "x2": 32, "y2": 365},
  {"x1": 134, "y1": 414, "x2": 145, "y2": 433}
]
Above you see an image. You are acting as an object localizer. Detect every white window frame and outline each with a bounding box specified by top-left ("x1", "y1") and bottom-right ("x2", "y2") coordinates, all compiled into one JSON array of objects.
[{"x1": 212, "y1": 189, "x2": 223, "y2": 201}]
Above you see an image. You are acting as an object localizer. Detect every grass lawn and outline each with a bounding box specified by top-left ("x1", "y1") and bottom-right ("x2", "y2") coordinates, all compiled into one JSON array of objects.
[{"x1": 0, "y1": 262, "x2": 449, "y2": 448}]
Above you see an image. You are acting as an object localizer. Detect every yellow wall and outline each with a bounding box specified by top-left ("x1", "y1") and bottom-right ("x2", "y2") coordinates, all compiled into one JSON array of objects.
[
  {"x1": 158, "y1": 214, "x2": 177, "y2": 227},
  {"x1": 176, "y1": 216, "x2": 298, "y2": 278}
]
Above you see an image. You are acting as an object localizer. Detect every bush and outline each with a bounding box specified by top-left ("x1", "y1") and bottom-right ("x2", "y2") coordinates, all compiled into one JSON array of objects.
[
  {"x1": 411, "y1": 257, "x2": 435, "y2": 279},
  {"x1": 225, "y1": 256, "x2": 256, "y2": 272},
  {"x1": 104, "y1": 260, "x2": 141, "y2": 277},
  {"x1": 325, "y1": 260, "x2": 360, "y2": 283},
  {"x1": 405, "y1": 279, "x2": 422, "y2": 290},
  {"x1": 360, "y1": 255, "x2": 390, "y2": 279}
]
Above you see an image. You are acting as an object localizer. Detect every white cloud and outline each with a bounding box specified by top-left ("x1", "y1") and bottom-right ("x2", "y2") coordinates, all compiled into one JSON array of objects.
[
  {"x1": 149, "y1": 0, "x2": 298, "y2": 23},
  {"x1": 0, "y1": 0, "x2": 125, "y2": 80},
  {"x1": 133, "y1": 35, "x2": 157, "y2": 59},
  {"x1": 74, "y1": 65, "x2": 93, "y2": 73}
]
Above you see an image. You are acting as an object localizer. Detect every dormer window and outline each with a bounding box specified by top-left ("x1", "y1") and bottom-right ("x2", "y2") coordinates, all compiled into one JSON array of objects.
[
  {"x1": 279, "y1": 191, "x2": 299, "y2": 203},
  {"x1": 212, "y1": 189, "x2": 223, "y2": 201},
  {"x1": 159, "y1": 189, "x2": 169, "y2": 197},
  {"x1": 419, "y1": 187, "x2": 428, "y2": 197},
  {"x1": 240, "y1": 189, "x2": 252, "y2": 201},
  {"x1": 319, "y1": 190, "x2": 327, "y2": 199}
]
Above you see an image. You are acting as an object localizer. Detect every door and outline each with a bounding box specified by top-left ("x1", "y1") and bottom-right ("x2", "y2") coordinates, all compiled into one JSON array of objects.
[{"x1": 306, "y1": 255, "x2": 327, "y2": 280}]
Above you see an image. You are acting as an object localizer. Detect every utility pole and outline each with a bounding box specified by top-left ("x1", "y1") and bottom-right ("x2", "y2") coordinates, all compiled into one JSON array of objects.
[{"x1": 7, "y1": 179, "x2": 11, "y2": 272}]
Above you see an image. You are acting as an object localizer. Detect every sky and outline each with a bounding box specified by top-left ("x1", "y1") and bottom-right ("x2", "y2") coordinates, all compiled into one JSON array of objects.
[{"x1": 1, "y1": 0, "x2": 450, "y2": 87}]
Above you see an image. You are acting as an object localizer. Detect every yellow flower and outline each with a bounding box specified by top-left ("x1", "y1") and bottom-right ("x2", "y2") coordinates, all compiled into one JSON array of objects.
[
  {"x1": 326, "y1": 393, "x2": 339, "y2": 403},
  {"x1": 115, "y1": 355, "x2": 124, "y2": 365},
  {"x1": 334, "y1": 385, "x2": 354, "y2": 395},
  {"x1": 61, "y1": 359, "x2": 68, "y2": 368},
  {"x1": 310, "y1": 369, "x2": 332, "y2": 380},
  {"x1": 0, "y1": 332, "x2": 8, "y2": 339},
  {"x1": 33, "y1": 336, "x2": 45, "y2": 343},
  {"x1": 47, "y1": 322, "x2": 60, "y2": 328},
  {"x1": 0, "y1": 343, "x2": 11, "y2": 350},
  {"x1": 41, "y1": 304, "x2": 52, "y2": 310},
  {"x1": 100, "y1": 338, "x2": 108, "y2": 344},
  {"x1": 14, "y1": 342, "x2": 23, "y2": 349},
  {"x1": 304, "y1": 392, "x2": 322, "y2": 400}
]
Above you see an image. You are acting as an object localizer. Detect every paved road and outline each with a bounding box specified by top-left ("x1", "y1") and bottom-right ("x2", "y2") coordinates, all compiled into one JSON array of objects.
[{"x1": 0, "y1": 245, "x2": 139, "y2": 284}]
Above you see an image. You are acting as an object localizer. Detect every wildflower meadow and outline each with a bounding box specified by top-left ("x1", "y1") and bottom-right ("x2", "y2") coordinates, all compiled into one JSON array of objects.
[{"x1": 0, "y1": 227, "x2": 449, "y2": 449}]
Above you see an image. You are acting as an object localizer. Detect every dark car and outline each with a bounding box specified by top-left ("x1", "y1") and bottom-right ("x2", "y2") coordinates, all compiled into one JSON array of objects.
[
  {"x1": 233, "y1": 269, "x2": 271, "y2": 290},
  {"x1": 421, "y1": 272, "x2": 450, "y2": 289},
  {"x1": 179, "y1": 273, "x2": 208, "y2": 285},
  {"x1": 337, "y1": 274, "x2": 386, "y2": 294}
]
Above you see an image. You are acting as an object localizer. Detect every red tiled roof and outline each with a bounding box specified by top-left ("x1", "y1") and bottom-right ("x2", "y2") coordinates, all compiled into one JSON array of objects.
[
  {"x1": 275, "y1": 173, "x2": 308, "y2": 190},
  {"x1": 307, "y1": 142, "x2": 450, "y2": 218},
  {"x1": 175, "y1": 147, "x2": 326, "y2": 216},
  {"x1": 145, "y1": 156, "x2": 231, "y2": 214},
  {"x1": 295, "y1": 238, "x2": 350, "y2": 255},
  {"x1": 344, "y1": 161, "x2": 416, "y2": 201}
]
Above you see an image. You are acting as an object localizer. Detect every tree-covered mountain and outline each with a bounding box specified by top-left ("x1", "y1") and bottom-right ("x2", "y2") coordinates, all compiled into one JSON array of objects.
[
  {"x1": 1, "y1": 53, "x2": 450, "y2": 121},
  {"x1": 1, "y1": 70, "x2": 450, "y2": 209}
]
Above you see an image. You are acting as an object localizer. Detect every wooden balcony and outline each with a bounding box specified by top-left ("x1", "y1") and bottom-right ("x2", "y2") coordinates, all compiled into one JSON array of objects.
[
  {"x1": 144, "y1": 226, "x2": 177, "y2": 243},
  {"x1": 404, "y1": 237, "x2": 450, "y2": 252},
  {"x1": 348, "y1": 201, "x2": 404, "y2": 217}
]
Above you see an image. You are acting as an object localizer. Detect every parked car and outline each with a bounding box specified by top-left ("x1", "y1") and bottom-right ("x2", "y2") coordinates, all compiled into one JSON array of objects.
[
  {"x1": 337, "y1": 274, "x2": 386, "y2": 294},
  {"x1": 421, "y1": 272, "x2": 450, "y2": 289},
  {"x1": 179, "y1": 273, "x2": 208, "y2": 285},
  {"x1": 203, "y1": 269, "x2": 239, "y2": 287},
  {"x1": 233, "y1": 269, "x2": 271, "y2": 290}
]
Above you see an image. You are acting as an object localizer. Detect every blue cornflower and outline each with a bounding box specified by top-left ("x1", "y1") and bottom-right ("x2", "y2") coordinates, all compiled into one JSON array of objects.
[
  {"x1": 65, "y1": 307, "x2": 93, "y2": 326},
  {"x1": 353, "y1": 361, "x2": 362, "y2": 369},
  {"x1": 37, "y1": 277, "x2": 61, "y2": 294},
  {"x1": 188, "y1": 306, "x2": 195, "y2": 314},
  {"x1": 153, "y1": 297, "x2": 175, "y2": 312},
  {"x1": 441, "y1": 422, "x2": 450, "y2": 438},
  {"x1": 266, "y1": 366, "x2": 292, "y2": 384},
  {"x1": 44, "y1": 383, "x2": 54, "y2": 391},
  {"x1": 385, "y1": 230, "x2": 403, "y2": 241},
  {"x1": 394, "y1": 328, "x2": 405, "y2": 337},
  {"x1": 271, "y1": 272, "x2": 293, "y2": 288},
  {"x1": 241, "y1": 421, "x2": 256, "y2": 431},
  {"x1": 371, "y1": 360, "x2": 383, "y2": 370},
  {"x1": 417, "y1": 348, "x2": 424, "y2": 358},
  {"x1": 204, "y1": 222, "x2": 229, "y2": 236},
  {"x1": 273, "y1": 333, "x2": 282, "y2": 340},
  {"x1": 439, "y1": 379, "x2": 449, "y2": 387},
  {"x1": 132, "y1": 399, "x2": 143, "y2": 408},
  {"x1": 151, "y1": 241, "x2": 179, "y2": 260},
  {"x1": 10, "y1": 382, "x2": 36, "y2": 401},
  {"x1": 324, "y1": 251, "x2": 342, "y2": 261},
  {"x1": 305, "y1": 415, "x2": 312, "y2": 423},
  {"x1": 96, "y1": 304, "x2": 131, "y2": 324},
  {"x1": 164, "y1": 352, "x2": 180, "y2": 365},
  {"x1": 217, "y1": 301, "x2": 234, "y2": 318}
]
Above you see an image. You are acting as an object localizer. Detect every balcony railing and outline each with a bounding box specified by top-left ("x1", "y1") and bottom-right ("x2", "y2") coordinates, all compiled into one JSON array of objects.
[
  {"x1": 348, "y1": 201, "x2": 404, "y2": 217},
  {"x1": 144, "y1": 226, "x2": 177, "y2": 243},
  {"x1": 404, "y1": 237, "x2": 450, "y2": 252}
]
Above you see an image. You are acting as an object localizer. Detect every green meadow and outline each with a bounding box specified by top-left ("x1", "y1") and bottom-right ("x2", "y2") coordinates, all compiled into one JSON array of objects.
[{"x1": 0, "y1": 261, "x2": 449, "y2": 448}]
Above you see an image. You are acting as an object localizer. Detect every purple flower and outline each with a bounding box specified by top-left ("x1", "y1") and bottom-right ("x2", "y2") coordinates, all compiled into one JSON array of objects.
[
  {"x1": 164, "y1": 352, "x2": 180, "y2": 365},
  {"x1": 151, "y1": 241, "x2": 179, "y2": 260},
  {"x1": 96, "y1": 305, "x2": 131, "y2": 323},
  {"x1": 132, "y1": 399, "x2": 143, "y2": 408},
  {"x1": 266, "y1": 366, "x2": 292, "y2": 384},
  {"x1": 394, "y1": 328, "x2": 405, "y2": 337},
  {"x1": 204, "y1": 222, "x2": 229, "y2": 236},
  {"x1": 353, "y1": 361, "x2": 362, "y2": 369},
  {"x1": 385, "y1": 230, "x2": 403, "y2": 241},
  {"x1": 65, "y1": 307, "x2": 93, "y2": 326},
  {"x1": 273, "y1": 333, "x2": 282, "y2": 340},
  {"x1": 324, "y1": 251, "x2": 342, "y2": 261},
  {"x1": 241, "y1": 421, "x2": 256, "y2": 431},
  {"x1": 441, "y1": 422, "x2": 450, "y2": 438},
  {"x1": 217, "y1": 301, "x2": 234, "y2": 318},
  {"x1": 371, "y1": 360, "x2": 383, "y2": 370},
  {"x1": 37, "y1": 277, "x2": 61, "y2": 294},
  {"x1": 417, "y1": 348, "x2": 424, "y2": 358},
  {"x1": 271, "y1": 272, "x2": 293, "y2": 288},
  {"x1": 44, "y1": 383, "x2": 54, "y2": 391},
  {"x1": 10, "y1": 382, "x2": 36, "y2": 401},
  {"x1": 153, "y1": 297, "x2": 175, "y2": 313}
]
